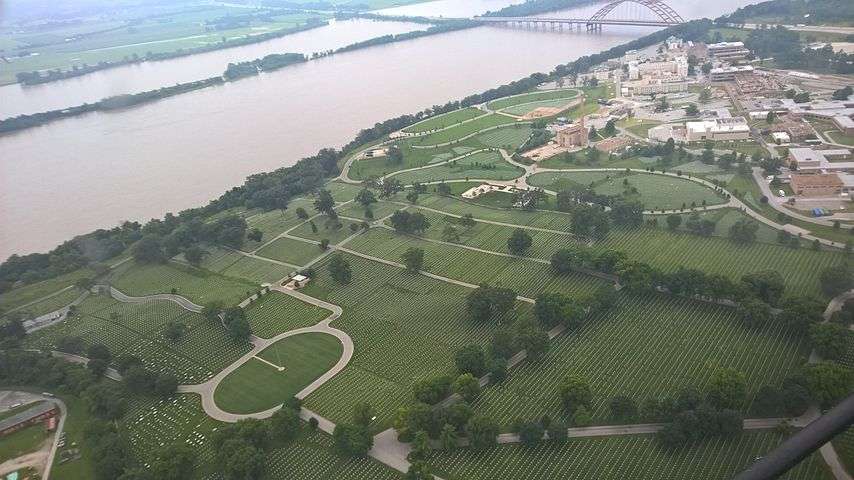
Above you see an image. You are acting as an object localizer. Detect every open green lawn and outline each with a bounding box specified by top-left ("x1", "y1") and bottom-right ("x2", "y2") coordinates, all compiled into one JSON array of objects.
[
  {"x1": 0, "y1": 423, "x2": 48, "y2": 463},
  {"x1": 338, "y1": 200, "x2": 402, "y2": 221},
  {"x1": 392, "y1": 150, "x2": 524, "y2": 184},
  {"x1": 0, "y1": 268, "x2": 96, "y2": 312},
  {"x1": 487, "y1": 88, "x2": 580, "y2": 111},
  {"x1": 214, "y1": 332, "x2": 343, "y2": 414},
  {"x1": 346, "y1": 228, "x2": 607, "y2": 300},
  {"x1": 618, "y1": 118, "x2": 661, "y2": 138},
  {"x1": 183, "y1": 245, "x2": 292, "y2": 284},
  {"x1": 109, "y1": 260, "x2": 257, "y2": 306},
  {"x1": 5, "y1": 287, "x2": 82, "y2": 319},
  {"x1": 386, "y1": 193, "x2": 842, "y2": 297},
  {"x1": 246, "y1": 291, "x2": 332, "y2": 338},
  {"x1": 427, "y1": 430, "x2": 830, "y2": 480},
  {"x1": 257, "y1": 237, "x2": 324, "y2": 267},
  {"x1": 402, "y1": 108, "x2": 486, "y2": 133},
  {"x1": 528, "y1": 171, "x2": 726, "y2": 210},
  {"x1": 502, "y1": 98, "x2": 580, "y2": 116},
  {"x1": 300, "y1": 254, "x2": 529, "y2": 428},
  {"x1": 409, "y1": 114, "x2": 518, "y2": 147},
  {"x1": 475, "y1": 125, "x2": 533, "y2": 149},
  {"x1": 25, "y1": 294, "x2": 251, "y2": 383},
  {"x1": 243, "y1": 197, "x2": 317, "y2": 250},
  {"x1": 49, "y1": 394, "x2": 95, "y2": 480},
  {"x1": 473, "y1": 294, "x2": 807, "y2": 427}
]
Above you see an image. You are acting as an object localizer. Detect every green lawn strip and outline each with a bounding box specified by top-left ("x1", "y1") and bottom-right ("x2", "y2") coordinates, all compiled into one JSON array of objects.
[
  {"x1": 392, "y1": 150, "x2": 524, "y2": 184},
  {"x1": 528, "y1": 171, "x2": 726, "y2": 210},
  {"x1": 487, "y1": 88, "x2": 579, "y2": 111},
  {"x1": 0, "y1": 423, "x2": 49, "y2": 463},
  {"x1": 326, "y1": 181, "x2": 366, "y2": 203},
  {"x1": 426, "y1": 430, "x2": 830, "y2": 480},
  {"x1": 409, "y1": 114, "x2": 518, "y2": 147},
  {"x1": 109, "y1": 261, "x2": 258, "y2": 306},
  {"x1": 474, "y1": 125, "x2": 533, "y2": 149},
  {"x1": 338, "y1": 200, "x2": 401, "y2": 222},
  {"x1": 301, "y1": 254, "x2": 516, "y2": 428},
  {"x1": 257, "y1": 237, "x2": 324, "y2": 267},
  {"x1": 345, "y1": 228, "x2": 605, "y2": 299},
  {"x1": 473, "y1": 293, "x2": 807, "y2": 427},
  {"x1": 416, "y1": 193, "x2": 573, "y2": 230},
  {"x1": 221, "y1": 255, "x2": 292, "y2": 284},
  {"x1": 243, "y1": 197, "x2": 316, "y2": 250},
  {"x1": 5, "y1": 288, "x2": 82, "y2": 319},
  {"x1": 402, "y1": 108, "x2": 485, "y2": 134},
  {"x1": 246, "y1": 292, "x2": 331, "y2": 339},
  {"x1": 214, "y1": 333, "x2": 343, "y2": 414},
  {"x1": 289, "y1": 216, "x2": 361, "y2": 245},
  {"x1": 0, "y1": 268, "x2": 96, "y2": 312},
  {"x1": 618, "y1": 118, "x2": 661, "y2": 138}
]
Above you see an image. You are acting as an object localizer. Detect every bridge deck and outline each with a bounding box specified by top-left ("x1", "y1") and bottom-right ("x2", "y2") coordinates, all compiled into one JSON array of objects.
[{"x1": 473, "y1": 16, "x2": 680, "y2": 26}]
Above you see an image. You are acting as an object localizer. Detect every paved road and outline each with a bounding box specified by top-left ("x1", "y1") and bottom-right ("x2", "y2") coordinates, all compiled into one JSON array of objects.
[
  {"x1": 23, "y1": 290, "x2": 89, "y2": 334},
  {"x1": 104, "y1": 285, "x2": 203, "y2": 313}
]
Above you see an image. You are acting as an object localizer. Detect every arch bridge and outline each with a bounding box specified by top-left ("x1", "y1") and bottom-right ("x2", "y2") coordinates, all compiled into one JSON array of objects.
[{"x1": 473, "y1": 0, "x2": 686, "y2": 31}]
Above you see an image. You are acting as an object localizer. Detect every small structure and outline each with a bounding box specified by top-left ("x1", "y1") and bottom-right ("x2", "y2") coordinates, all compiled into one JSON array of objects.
[
  {"x1": 461, "y1": 183, "x2": 518, "y2": 199},
  {"x1": 282, "y1": 274, "x2": 310, "y2": 290},
  {"x1": 790, "y1": 173, "x2": 844, "y2": 197},
  {"x1": 556, "y1": 119, "x2": 588, "y2": 148},
  {"x1": 595, "y1": 135, "x2": 631, "y2": 153},
  {"x1": 771, "y1": 132, "x2": 791, "y2": 145},
  {"x1": 706, "y1": 41, "x2": 751, "y2": 62},
  {"x1": 788, "y1": 147, "x2": 854, "y2": 172},
  {"x1": 0, "y1": 401, "x2": 59, "y2": 437}
]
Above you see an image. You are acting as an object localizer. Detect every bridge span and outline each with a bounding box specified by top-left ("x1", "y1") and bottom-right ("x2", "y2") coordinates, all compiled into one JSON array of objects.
[{"x1": 471, "y1": 0, "x2": 685, "y2": 31}]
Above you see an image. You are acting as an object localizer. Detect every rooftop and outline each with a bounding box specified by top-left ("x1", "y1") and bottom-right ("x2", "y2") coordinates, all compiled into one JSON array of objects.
[
  {"x1": 790, "y1": 173, "x2": 843, "y2": 187},
  {"x1": 0, "y1": 401, "x2": 56, "y2": 432}
]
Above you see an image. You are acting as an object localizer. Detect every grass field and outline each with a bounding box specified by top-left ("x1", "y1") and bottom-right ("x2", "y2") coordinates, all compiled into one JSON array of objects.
[
  {"x1": 109, "y1": 261, "x2": 257, "y2": 306},
  {"x1": 214, "y1": 333, "x2": 344, "y2": 414},
  {"x1": 338, "y1": 200, "x2": 402, "y2": 221},
  {"x1": 487, "y1": 89, "x2": 580, "y2": 111},
  {"x1": 256, "y1": 237, "x2": 324, "y2": 266},
  {"x1": 402, "y1": 108, "x2": 486, "y2": 133},
  {"x1": 289, "y1": 216, "x2": 362, "y2": 245},
  {"x1": 0, "y1": 268, "x2": 96, "y2": 312},
  {"x1": 410, "y1": 114, "x2": 518, "y2": 147},
  {"x1": 474, "y1": 125, "x2": 534, "y2": 149},
  {"x1": 346, "y1": 228, "x2": 607, "y2": 299},
  {"x1": 300, "y1": 254, "x2": 527, "y2": 427},
  {"x1": 427, "y1": 430, "x2": 830, "y2": 480},
  {"x1": 0, "y1": 423, "x2": 47, "y2": 463},
  {"x1": 618, "y1": 118, "x2": 661, "y2": 139},
  {"x1": 49, "y1": 394, "x2": 95, "y2": 479},
  {"x1": 472, "y1": 294, "x2": 807, "y2": 427},
  {"x1": 404, "y1": 193, "x2": 840, "y2": 297},
  {"x1": 6, "y1": 287, "x2": 82, "y2": 319},
  {"x1": 502, "y1": 98, "x2": 580, "y2": 116},
  {"x1": 184, "y1": 245, "x2": 292, "y2": 283},
  {"x1": 245, "y1": 292, "x2": 332, "y2": 338},
  {"x1": 528, "y1": 171, "x2": 726, "y2": 210},
  {"x1": 392, "y1": 150, "x2": 524, "y2": 184},
  {"x1": 243, "y1": 197, "x2": 316, "y2": 250},
  {"x1": 25, "y1": 294, "x2": 252, "y2": 383}
]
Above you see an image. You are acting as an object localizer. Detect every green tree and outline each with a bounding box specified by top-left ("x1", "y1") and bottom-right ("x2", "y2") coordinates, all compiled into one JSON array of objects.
[
  {"x1": 328, "y1": 254, "x2": 352, "y2": 284},
  {"x1": 164, "y1": 320, "x2": 187, "y2": 343},
  {"x1": 333, "y1": 424, "x2": 373, "y2": 456},
  {"x1": 154, "y1": 373, "x2": 178, "y2": 398},
  {"x1": 819, "y1": 265, "x2": 853, "y2": 297},
  {"x1": 355, "y1": 188, "x2": 377, "y2": 208},
  {"x1": 706, "y1": 368, "x2": 746, "y2": 410},
  {"x1": 269, "y1": 407, "x2": 301, "y2": 443},
  {"x1": 666, "y1": 214, "x2": 682, "y2": 230},
  {"x1": 439, "y1": 424, "x2": 458, "y2": 451},
  {"x1": 353, "y1": 402, "x2": 375, "y2": 428},
  {"x1": 247, "y1": 228, "x2": 263, "y2": 243},
  {"x1": 737, "y1": 298, "x2": 771, "y2": 329},
  {"x1": 804, "y1": 361, "x2": 854, "y2": 408},
  {"x1": 516, "y1": 420, "x2": 545, "y2": 447},
  {"x1": 741, "y1": 270, "x2": 786, "y2": 305},
  {"x1": 810, "y1": 323, "x2": 850, "y2": 361},
  {"x1": 131, "y1": 235, "x2": 165, "y2": 264},
  {"x1": 184, "y1": 246, "x2": 207, "y2": 266},
  {"x1": 559, "y1": 375, "x2": 592, "y2": 414},
  {"x1": 151, "y1": 444, "x2": 197, "y2": 480},
  {"x1": 453, "y1": 373, "x2": 481, "y2": 402},
  {"x1": 507, "y1": 228, "x2": 533, "y2": 255},
  {"x1": 465, "y1": 416, "x2": 498, "y2": 450},
  {"x1": 729, "y1": 219, "x2": 759, "y2": 245},
  {"x1": 314, "y1": 189, "x2": 336, "y2": 216},
  {"x1": 442, "y1": 224, "x2": 460, "y2": 243},
  {"x1": 609, "y1": 395, "x2": 637, "y2": 422},
  {"x1": 401, "y1": 247, "x2": 425, "y2": 273},
  {"x1": 455, "y1": 344, "x2": 487, "y2": 376},
  {"x1": 218, "y1": 439, "x2": 265, "y2": 480}
]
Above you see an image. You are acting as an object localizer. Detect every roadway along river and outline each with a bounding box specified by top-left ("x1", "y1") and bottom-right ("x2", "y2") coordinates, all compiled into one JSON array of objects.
[{"x1": 0, "y1": 0, "x2": 753, "y2": 259}]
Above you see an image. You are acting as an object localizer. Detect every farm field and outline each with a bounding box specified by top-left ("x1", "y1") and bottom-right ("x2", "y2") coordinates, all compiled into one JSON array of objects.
[
  {"x1": 487, "y1": 88, "x2": 580, "y2": 111},
  {"x1": 528, "y1": 171, "x2": 726, "y2": 210},
  {"x1": 245, "y1": 292, "x2": 331, "y2": 338},
  {"x1": 214, "y1": 332, "x2": 343, "y2": 414},
  {"x1": 109, "y1": 261, "x2": 257, "y2": 306},
  {"x1": 25, "y1": 295, "x2": 252, "y2": 383},
  {"x1": 301, "y1": 254, "x2": 520, "y2": 427},
  {"x1": 409, "y1": 114, "x2": 518, "y2": 147},
  {"x1": 402, "y1": 108, "x2": 485, "y2": 133},
  {"x1": 472, "y1": 294, "x2": 807, "y2": 426},
  {"x1": 346, "y1": 228, "x2": 607, "y2": 299},
  {"x1": 256, "y1": 237, "x2": 323, "y2": 267},
  {"x1": 427, "y1": 430, "x2": 831, "y2": 480},
  {"x1": 392, "y1": 150, "x2": 524, "y2": 184}
]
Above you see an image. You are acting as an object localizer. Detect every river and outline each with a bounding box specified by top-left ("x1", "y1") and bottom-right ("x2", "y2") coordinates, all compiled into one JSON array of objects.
[{"x1": 0, "y1": 0, "x2": 753, "y2": 259}]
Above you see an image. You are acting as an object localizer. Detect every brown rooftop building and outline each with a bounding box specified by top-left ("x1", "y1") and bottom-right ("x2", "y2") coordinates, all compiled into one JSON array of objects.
[
  {"x1": 790, "y1": 173, "x2": 844, "y2": 197},
  {"x1": 556, "y1": 119, "x2": 588, "y2": 148}
]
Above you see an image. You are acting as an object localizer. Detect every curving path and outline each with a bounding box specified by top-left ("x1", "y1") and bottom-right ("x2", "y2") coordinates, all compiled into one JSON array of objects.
[{"x1": 177, "y1": 285, "x2": 353, "y2": 426}]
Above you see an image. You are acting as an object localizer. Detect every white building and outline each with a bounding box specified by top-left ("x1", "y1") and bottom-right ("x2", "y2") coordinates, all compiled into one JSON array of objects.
[
  {"x1": 685, "y1": 117, "x2": 750, "y2": 141},
  {"x1": 709, "y1": 65, "x2": 754, "y2": 81}
]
